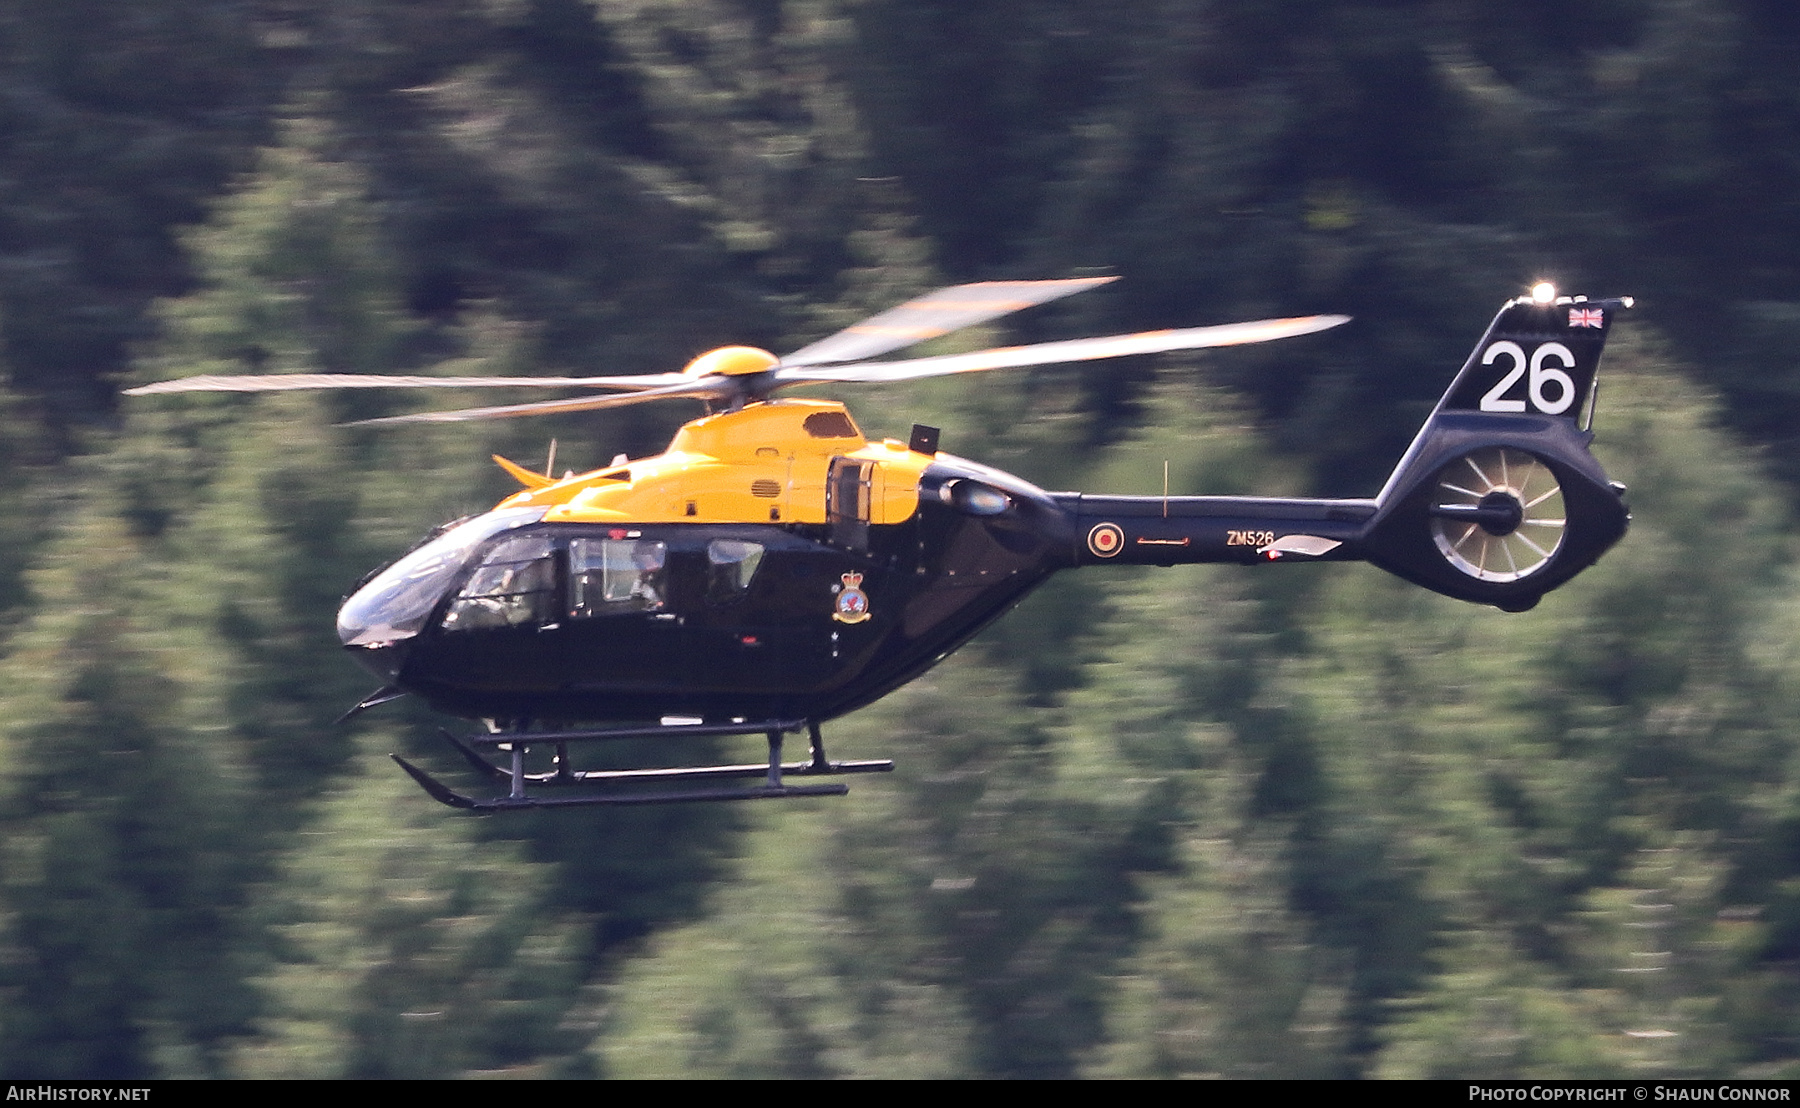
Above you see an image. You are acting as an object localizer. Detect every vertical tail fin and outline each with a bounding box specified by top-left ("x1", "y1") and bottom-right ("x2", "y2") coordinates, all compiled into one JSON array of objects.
[{"x1": 1436, "y1": 293, "x2": 1626, "y2": 419}]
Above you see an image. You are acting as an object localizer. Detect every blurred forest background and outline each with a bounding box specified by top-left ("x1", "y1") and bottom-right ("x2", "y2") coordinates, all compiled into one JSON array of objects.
[{"x1": 0, "y1": 0, "x2": 1798, "y2": 1079}]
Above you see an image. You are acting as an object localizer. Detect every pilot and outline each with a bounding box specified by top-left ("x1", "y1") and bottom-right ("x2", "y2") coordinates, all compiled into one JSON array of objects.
[
  {"x1": 628, "y1": 543, "x2": 665, "y2": 610},
  {"x1": 445, "y1": 555, "x2": 556, "y2": 630}
]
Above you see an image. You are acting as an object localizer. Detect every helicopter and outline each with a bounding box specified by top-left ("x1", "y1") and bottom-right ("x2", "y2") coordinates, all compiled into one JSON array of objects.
[{"x1": 127, "y1": 277, "x2": 1632, "y2": 811}]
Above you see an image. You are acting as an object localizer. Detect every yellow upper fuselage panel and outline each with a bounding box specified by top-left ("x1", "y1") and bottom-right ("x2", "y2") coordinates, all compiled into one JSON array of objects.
[{"x1": 493, "y1": 399, "x2": 935, "y2": 526}]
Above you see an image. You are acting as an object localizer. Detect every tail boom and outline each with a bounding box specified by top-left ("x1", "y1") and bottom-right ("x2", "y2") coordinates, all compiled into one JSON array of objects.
[
  {"x1": 1058, "y1": 291, "x2": 1632, "y2": 611},
  {"x1": 1057, "y1": 494, "x2": 1374, "y2": 567}
]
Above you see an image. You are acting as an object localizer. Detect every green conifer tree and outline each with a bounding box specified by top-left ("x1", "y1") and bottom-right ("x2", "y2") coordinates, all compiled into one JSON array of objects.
[
  {"x1": 0, "y1": 508, "x2": 258, "y2": 1077},
  {"x1": 229, "y1": 738, "x2": 590, "y2": 1079}
]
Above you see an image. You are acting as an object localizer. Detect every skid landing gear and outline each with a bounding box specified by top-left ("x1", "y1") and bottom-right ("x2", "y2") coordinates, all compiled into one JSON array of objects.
[{"x1": 390, "y1": 719, "x2": 893, "y2": 811}]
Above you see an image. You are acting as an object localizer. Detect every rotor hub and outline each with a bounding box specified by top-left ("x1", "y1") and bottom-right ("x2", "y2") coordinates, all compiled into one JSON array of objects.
[
  {"x1": 1476, "y1": 490, "x2": 1524, "y2": 536},
  {"x1": 683, "y1": 346, "x2": 780, "y2": 378}
]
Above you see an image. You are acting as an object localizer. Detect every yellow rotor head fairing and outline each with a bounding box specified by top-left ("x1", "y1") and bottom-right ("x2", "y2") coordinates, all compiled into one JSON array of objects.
[{"x1": 684, "y1": 346, "x2": 780, "y2": 378}]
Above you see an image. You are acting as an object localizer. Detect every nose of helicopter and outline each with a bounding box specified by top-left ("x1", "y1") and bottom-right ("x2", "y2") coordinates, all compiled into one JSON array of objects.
[
  {"x1": 336, "y1": 506, "x2": 546, "y2": 661},
  {"x1": 337, "y1": 574, "x2": 429, "y2": 682},
  {"x1": 342, "y1": 634, "x2": 409, "y2": 682}
]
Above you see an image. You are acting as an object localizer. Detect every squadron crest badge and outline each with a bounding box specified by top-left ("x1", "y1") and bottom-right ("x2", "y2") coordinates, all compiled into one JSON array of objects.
[{"x1": 832, "y1": 572, "x2": 872, "y2": 624}]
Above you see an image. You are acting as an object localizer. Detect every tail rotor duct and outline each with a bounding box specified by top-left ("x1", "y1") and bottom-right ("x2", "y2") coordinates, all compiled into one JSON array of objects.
[{"x1": 1428, "y1": 447, "x2": 1566, "y2": 582}]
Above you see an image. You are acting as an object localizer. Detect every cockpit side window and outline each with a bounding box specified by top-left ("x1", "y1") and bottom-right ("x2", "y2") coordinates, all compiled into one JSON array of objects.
[
  {"x1": 338, "y1": 507, "x2": 545, "y2": 646},
  {"x1": 441, "y1": 533, "x2": 558, "y2": 632},
  {"x1": 569, "y1": 538, "x2": 667, "y2": 617},
  {"x1": 706, "y1": 539, "x2": 764, "y2": 605}
]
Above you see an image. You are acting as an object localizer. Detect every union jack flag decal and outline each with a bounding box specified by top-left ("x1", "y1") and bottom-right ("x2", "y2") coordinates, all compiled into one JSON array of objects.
[{"x1": 1569, "y1": 307, "x2": 1605, "y2": 329}]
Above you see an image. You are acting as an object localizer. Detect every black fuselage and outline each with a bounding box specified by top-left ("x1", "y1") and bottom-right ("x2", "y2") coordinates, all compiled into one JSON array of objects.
[{"x1": 345, "y1": 457, "x2": 1082, "y2": 724}]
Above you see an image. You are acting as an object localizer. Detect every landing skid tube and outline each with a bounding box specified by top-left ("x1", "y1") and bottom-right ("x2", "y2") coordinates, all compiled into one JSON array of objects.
[{"x1": 390, "y1": 719, "x2": 893, "y2": 811}]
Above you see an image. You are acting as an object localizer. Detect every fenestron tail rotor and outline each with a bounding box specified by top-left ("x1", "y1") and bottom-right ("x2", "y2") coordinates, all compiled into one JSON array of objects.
[
  {"x1": 123, "y1": 278, "x2": 1350, "y2": 424},
  {"x1": 1428, "y1": 447, "x2": 1567, "y2": 582}
]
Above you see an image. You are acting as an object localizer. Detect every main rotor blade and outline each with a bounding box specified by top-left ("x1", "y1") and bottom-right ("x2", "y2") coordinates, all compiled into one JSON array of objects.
[
  {"x1": 341, "y1": 379, "x2": 732, "y2": 426},
  {"x1": 123, "y1": 371, "x2": 693, "y2": 397},
  {"x1": 778, "y1": 276, "x2": 1118, "y2": 368},
  {"x1": 776, "y1": 314, "x2": 1352, "y2": 385}
]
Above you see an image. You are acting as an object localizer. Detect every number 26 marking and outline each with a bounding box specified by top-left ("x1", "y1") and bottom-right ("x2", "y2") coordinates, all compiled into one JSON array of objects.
[{"x1": 1479, "y1": 340, "x2": 1578, "y2": 415}]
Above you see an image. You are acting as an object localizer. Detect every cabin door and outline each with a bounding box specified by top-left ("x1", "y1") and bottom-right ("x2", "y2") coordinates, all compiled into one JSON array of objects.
[{"x1": 826, "y1": 457, "x2": 873, "y2": 552}]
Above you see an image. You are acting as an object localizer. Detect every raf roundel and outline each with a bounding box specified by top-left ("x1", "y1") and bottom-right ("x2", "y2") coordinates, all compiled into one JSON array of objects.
[{"x1": 1088, "y1": 522, "x2": 1125, "y2": 558}]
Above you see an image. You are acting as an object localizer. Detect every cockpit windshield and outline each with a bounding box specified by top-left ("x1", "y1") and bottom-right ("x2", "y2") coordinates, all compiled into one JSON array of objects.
[{"x1": 338, "y1": 508, "x2": 546, "y2": 647}]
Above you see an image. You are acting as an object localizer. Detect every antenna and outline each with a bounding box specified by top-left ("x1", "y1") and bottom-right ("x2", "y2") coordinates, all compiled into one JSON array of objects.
[
  {"x1": 1163, "y1": 460, "x2": 1170, "y2": 518},
  {"x1": 545, "y1": 439, "x2": 558, "y2": 479}
]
